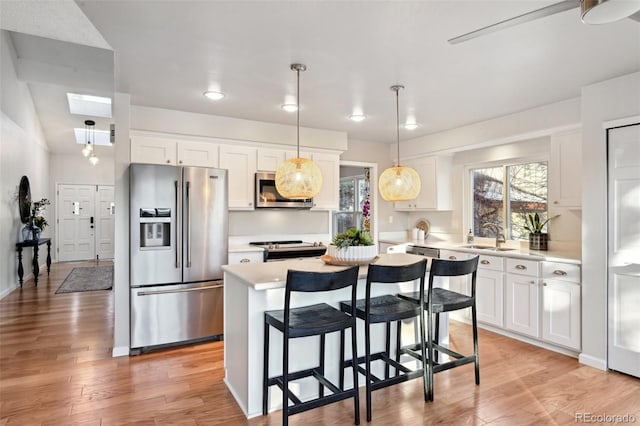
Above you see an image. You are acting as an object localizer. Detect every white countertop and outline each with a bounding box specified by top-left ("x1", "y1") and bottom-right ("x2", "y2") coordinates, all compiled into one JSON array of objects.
[
  {"x1": 228, "y1": 244, "x2": 265, "y2": 253},
  {"x1": 379, "y1": 239, "x2": 581, "y2": 265},
  {"x1": 222, "y1": 253, "x2": 426, "y2": 290}
]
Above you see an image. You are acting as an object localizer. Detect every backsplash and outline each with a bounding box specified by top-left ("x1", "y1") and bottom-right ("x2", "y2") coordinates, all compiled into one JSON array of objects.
[{"x1": 229, "y1": 209, "x2": 330, "y2": 237}]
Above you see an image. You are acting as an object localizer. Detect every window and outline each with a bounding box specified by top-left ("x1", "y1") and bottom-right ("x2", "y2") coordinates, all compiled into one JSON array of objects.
[
  {"x1": 333, "y1": 175, "x2": 367, "y2": 236},
  {"x1": 471, "y1": 161, "x2": 549, "y2": 240}
]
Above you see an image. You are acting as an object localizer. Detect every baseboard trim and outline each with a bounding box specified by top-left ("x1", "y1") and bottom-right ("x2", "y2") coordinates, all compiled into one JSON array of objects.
[
  {"x1": 112, "y1": 346, "x2": 130, "y2": 358},
  {"x1": 578, "y1": 353, "x2": 607, "y2": 371},
  {"x1": 0, "y1": 282, "x2": 20, "y2": 300}
]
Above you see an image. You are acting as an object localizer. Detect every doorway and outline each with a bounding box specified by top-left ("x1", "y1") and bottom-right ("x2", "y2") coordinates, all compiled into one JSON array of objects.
[
  {"x1": 57, "y1": 184, "x2": 115, "y2": 261},
  {"x1": 607, "y1": 122, "x2": 640, "y2": 378},
  {"x1": 336, "y1": 161, "x2": 378, "y2": 243}
]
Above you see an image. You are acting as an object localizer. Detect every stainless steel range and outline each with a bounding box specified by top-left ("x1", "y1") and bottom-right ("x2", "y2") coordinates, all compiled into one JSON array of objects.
[{"x1": 249, "y1": 240, "x2": 327, "y2": 261}]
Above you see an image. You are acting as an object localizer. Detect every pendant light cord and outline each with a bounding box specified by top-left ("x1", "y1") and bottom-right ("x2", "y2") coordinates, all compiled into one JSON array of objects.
[
  {"x1": 396, "y1": 87, "x2": 400, "y2": 167},
  {"x1": 296, "y1": 67, "x2": 300, "y2": 159}
]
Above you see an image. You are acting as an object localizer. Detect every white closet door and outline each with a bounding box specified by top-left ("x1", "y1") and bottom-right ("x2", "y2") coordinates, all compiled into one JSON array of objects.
[{"x1": 608, "y1": 123, "x2": 640, "y2": 378}]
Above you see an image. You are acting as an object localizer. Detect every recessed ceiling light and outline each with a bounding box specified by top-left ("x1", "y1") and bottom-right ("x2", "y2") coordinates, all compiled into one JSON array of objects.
[
  {"x1": 282, "y1": 103, "x2": 298, "y2": 112},
  {"x1": 203, "y1": 91, "x2": 225, "y2": 101},
  {"x1": 404, "y1": 122, "x2": 419, "y2": 130},
  {"x1": 349, "y1": 114, "x2": 366, "y2": 122}
]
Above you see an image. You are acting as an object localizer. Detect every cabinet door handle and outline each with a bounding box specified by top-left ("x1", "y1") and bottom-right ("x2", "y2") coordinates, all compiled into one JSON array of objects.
[
  {"x1": 543, "y1": 282, "x2": 547, "y2": 286},
  {"x1": 553, "y1": 270, "x2": 568, "y2": 276},
  {"x1": 166, "y1": 159, "x2": 171, "y2": 164},
  {"x1": 515, "y1": 264, "x2": 527, "y2": 270},
  {"x1": 480, "y1": 259, "x2": 490, "y2": 265},
  {"x1": 529, "y1": 281, "x2": 536, "y2": 285},
  {"x1": 240, "y1": 258, "x2": 250, "y2": 263},
  {"x1": 449, "y1": 256, "x2": 457, "y2": 260}
]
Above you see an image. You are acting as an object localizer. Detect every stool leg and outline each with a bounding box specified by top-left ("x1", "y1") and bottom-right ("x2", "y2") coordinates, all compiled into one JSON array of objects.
[
  {"x1": 339, "y1": 329, "x2": 346, "y2": 390},
  {"x1": 426, "y1": 308, "x2": 434, "y2": 401},
  {"x1": 319, "y1": 333, "x2": 325, "y2": 398},
  {"x1": 472, "y1": 303, "x2": 480, "y2": 385},
  {"x1": 283, "y1": 329, "x2": 289, "y2": 426},
  {"x1": 384, "y1": 322, "x2": 391, "y2": 379},
  {"x1": 262, "y1": 320, "x2": 270, "y2": 416},
  {"x1": 350, "y1": 324, "x2": 360, "y2": 425},
  {"x1": 419, "y1": 305, "x2": 429, "y2": 402},
  {"x1": 434, "y1": 313, "x2": 440, "y2": 364},
  {"x1": 365, "y1": 317, "x2": 372, "y2": 422},
  {"x1": 395, "y1": 320, "x2": 401, "y2": 377}
]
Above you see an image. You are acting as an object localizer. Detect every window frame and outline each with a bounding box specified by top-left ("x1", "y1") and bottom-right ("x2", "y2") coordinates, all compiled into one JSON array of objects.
[{"x1": 465, "y1": 154, "x2": 549, "y2": 242}]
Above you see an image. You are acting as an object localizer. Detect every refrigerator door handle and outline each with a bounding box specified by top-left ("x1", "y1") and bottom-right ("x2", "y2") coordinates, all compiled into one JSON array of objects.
[
  {"x1": 175, "y1": 180, "x2": 181, "y2": 268},
  {"x1": 186, "y1": 180, "x2": 191, "y2": 268},
  {"x1": 136, "y1": 283, "x2": 223, "y2": 296}
]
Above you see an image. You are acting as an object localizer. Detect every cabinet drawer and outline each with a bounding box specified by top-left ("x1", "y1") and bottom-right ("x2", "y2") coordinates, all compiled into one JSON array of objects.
[
  {"x1": 506, "y1": 258, "x2": 539, "y2": 276},
  {"x1": 542, "y1": 262, "x2": 580, "y2": 283},
  {"x1": 439, "y1": 250, "x2": 469, "y2": 261},
  {"x1": 228, "y1": 251, "x2": 265, "y2": 264},
  {"x1": 477, "y1": 254, "x2": 504, "y2": 271}
]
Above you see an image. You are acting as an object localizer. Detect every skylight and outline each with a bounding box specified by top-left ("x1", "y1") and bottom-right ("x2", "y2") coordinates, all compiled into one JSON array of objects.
[
  {"x1": 67, "y1": 93, "x2": 112, "y2": 118},
  {"x1": 74, "y1": 128, "x2": 111, "y2": 146}
]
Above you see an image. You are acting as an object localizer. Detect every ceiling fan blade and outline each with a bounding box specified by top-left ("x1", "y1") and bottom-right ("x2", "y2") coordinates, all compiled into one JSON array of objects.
[{"x1": 448, "y1": 0, "x2": 581, "y2": 44}]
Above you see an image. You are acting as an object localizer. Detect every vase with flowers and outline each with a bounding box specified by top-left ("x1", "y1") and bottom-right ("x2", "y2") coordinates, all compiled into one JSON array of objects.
[{"x1": 22, "y1": 198, "x2": 50, "y2": 241}]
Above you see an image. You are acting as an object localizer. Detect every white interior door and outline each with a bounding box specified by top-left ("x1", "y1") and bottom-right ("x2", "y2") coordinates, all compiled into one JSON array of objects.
[
  {"x1": 57, "y1": 184, "x2": 115, "y2": 262},
  {"x1": 95, "y1": 185, "x2": 115, "y2": 259},
  {"x1": 607, "y1": 123, "x2": 640, "y2": 378}
]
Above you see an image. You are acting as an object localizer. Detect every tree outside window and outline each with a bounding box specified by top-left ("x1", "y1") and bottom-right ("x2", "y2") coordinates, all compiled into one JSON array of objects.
[{"x1": 471, "y1": 161, "x2": 548, "y2": 240}]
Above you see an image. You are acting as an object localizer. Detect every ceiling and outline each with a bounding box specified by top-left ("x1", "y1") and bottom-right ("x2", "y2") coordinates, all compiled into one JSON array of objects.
[{"x1": 4, "y1": 1, "x2": 640, "y2": 156}]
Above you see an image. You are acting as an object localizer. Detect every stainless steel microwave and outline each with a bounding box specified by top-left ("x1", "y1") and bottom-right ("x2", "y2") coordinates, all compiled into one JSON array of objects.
[{"x1": 255, "y1": 172, "x2": 313, "y2": 208}]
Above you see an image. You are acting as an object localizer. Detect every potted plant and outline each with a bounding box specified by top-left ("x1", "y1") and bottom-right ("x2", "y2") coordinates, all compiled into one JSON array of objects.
[
  {"x1": 523, "y1": 212, "x2": 559, "y2": 251},
  {"x1": 328, "y1": 227, "x2": 377, "y2": 262}
]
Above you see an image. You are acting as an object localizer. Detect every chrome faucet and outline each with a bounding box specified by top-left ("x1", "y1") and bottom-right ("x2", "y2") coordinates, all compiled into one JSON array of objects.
[{"x1": 482, "y1": 223, "x2": 506, "y2": 249}]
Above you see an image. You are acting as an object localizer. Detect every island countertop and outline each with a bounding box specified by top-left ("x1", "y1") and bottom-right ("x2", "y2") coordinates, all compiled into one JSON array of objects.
[{"x1": 222, "y1": 253, "x2": 426, "y2": 290}]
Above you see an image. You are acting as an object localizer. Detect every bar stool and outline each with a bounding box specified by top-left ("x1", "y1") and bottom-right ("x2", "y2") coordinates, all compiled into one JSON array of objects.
[
  {"x1": 263, "y1": 266, "x2": 360, "y2": 426},
  {"x1": 398, "y1": 256, "x2": 480, "y2": 401},
  {"x1": 339, "y1": 259, "x2": 428, "y2": 422}
]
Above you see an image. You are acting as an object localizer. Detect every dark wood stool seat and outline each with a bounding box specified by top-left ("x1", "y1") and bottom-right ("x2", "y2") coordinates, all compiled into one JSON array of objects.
[
  {"x1": 398, "y1": 256, "x2": 480, "y2": 402},
  {"x1": 263, "y1": 267, "x2": 360, "y2": 426},
  {"x1": 339, "y1": 259, "x2": 428, "y2": 422}
]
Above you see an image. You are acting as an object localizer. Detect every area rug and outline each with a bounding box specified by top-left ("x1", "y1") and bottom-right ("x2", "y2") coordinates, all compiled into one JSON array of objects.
[{"x1": 55, "y1": 265, "x2": 113, "y2": 294}]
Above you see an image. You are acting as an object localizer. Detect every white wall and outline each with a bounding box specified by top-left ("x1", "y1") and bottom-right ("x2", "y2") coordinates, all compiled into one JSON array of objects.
[
  {"x1": 0, "y1": 31, "x2": 50, "y2": 298},
  {"x1": 342, "y1": 138, "x2": 408, "y2": 233},
  {"x1": 580, "y1": 71, "x2": 640, "y2": 370},
  {"x1": 48, "y1": 154, "x2": 114, "y2": 261}
]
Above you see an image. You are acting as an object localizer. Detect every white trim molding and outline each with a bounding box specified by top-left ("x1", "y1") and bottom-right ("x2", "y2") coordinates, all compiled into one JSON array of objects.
[
  {"x1": 112, "y1": 346, "x2": 130, "y2": 358},
  {"x1": 578, "y1": 353, "x2": 607, "y2": 371}
]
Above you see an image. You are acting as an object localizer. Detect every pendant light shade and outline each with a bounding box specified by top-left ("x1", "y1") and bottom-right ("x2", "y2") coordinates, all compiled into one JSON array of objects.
[
  {"x1": 275, "y1": 64, "x2": 323, "y2": 200},
  {"x1": 379, "y1": 85, "x2": 421, "y2": 202},
  {"x1": 581, "y1": 0, "x2": 640, "y2": 24}
]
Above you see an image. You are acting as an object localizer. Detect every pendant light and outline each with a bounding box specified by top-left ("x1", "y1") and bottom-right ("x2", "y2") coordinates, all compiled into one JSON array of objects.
[
  {"x1": 81, "y1": 119, "x2": 95, "y2": 157},
  {"x1": 378, "y1": 85, "x2": 421, "y2": 202},
  {"x1": 275, "y1": 63, "x2": 322, "y2": 199},
  {"x1": 581, "y1": 0, "x2": 640, "y2": 24}
]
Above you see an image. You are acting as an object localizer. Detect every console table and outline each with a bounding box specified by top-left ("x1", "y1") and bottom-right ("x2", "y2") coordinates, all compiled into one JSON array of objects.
[{"x1": 15, "y1": 238, "x2": 51, "y2": 287}]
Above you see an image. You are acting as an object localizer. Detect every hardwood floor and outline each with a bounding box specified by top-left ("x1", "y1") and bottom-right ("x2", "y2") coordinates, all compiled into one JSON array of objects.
[{"x1": 1, "y1": 261, "x2": 638, "y2": 425}]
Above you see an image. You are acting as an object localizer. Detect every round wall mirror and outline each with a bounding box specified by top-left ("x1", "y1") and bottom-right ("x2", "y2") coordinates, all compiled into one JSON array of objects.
[{"x1": 18, "y1": 176, "x2": 32, "y2": 224}]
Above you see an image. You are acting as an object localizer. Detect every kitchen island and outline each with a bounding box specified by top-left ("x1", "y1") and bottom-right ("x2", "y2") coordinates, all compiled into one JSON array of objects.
[{"x1": 222, "y1": 253, "x2": 433, "y2": 418}]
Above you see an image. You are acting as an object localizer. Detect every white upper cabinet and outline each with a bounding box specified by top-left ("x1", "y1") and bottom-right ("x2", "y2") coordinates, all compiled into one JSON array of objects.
[
  {"x1": 256, "y1": 148, "x2": 286, "y2": 172},
  {"x1": 309, "y1": 152, "x2": 340, "y2": 210},
  {"x1": 549, "y1": 129, "x2": 582, "y2": 208},
  {"x1": 131, "y1": 134, "x2": 177, "y2": 165},
  {"x1": 131, "y1": 133, "x2": 219, "y2": 167},
  {"x1": 220, "y1": 145, "x2": 258, "y2": 210},
  {"x1": 394, "y1": 156, "x2": 452, "y2": 211}
]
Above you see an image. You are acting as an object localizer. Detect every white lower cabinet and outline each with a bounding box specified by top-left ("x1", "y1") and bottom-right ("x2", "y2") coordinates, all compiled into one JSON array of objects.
[
  {"x1": 505, "y1": 258, "x2": 540, "y2": 338},
  {"x1": 439, "y1": 250, "x2": 471, "y2": 322},
  {"x1": 476, "y1": 255, "x2": 504, "y2": 327},
  {"x1": 541, "y1": 262, "x2": 581, "y2": 350}
]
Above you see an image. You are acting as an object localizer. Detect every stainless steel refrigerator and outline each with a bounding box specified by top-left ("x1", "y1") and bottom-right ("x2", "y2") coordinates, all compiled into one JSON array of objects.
[{"x1": 129, "y1": 164, "x2": 228, "y2": 351}]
